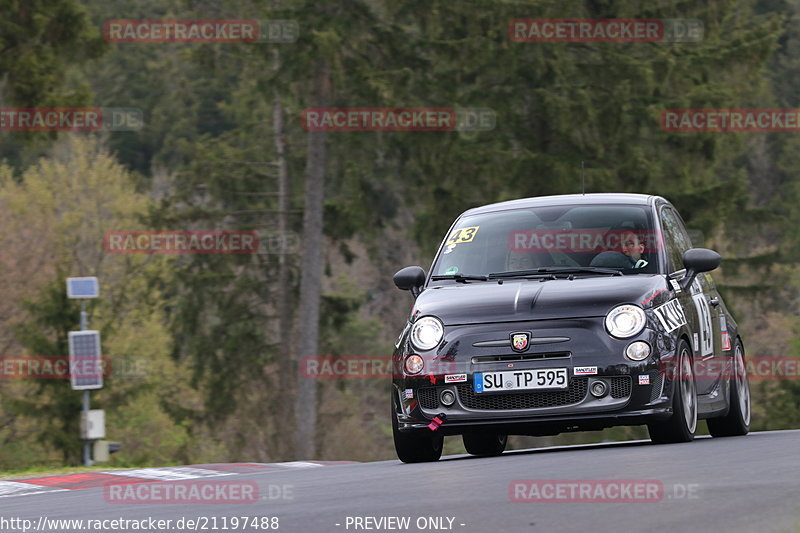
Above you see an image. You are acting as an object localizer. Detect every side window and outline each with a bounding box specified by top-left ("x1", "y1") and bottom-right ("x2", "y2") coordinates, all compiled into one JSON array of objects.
[
  {"x1": 670, "y1": 209, "x2": 695, "y2": 252},
  {"x1": 660, "y1": 207, "x2": 692, "y2": 272}
]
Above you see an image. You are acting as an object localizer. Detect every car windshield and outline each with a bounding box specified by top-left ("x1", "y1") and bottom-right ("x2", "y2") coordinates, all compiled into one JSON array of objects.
[{"x1": 431, "y1": 204, "x2": 662, "y2": 278}]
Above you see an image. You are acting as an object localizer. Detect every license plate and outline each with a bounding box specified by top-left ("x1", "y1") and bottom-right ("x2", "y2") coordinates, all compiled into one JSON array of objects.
[{"x1": 474, "y1": 368, "x2": 568, "y2": 393}]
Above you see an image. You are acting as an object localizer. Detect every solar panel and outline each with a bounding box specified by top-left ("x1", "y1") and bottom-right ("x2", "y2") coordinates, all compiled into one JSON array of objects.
[
  {"x1": 67, "y1": 277, "x2": 99, "y2": 299},
  {"x1": 68, "y1": 331, "x2": 103, "y2": 390}
]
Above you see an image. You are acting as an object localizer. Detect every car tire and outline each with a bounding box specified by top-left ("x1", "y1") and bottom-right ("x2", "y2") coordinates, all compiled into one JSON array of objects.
[
  {"x1": 648, "y1": 339, "x2": 697, "y2": 444},
  {"x1": 707, "y1": 339, "x2": 750, "y2": 437},
  {"x1": 392, "y1": 399, "x2": 443, "y2": 463},
  {"x1": 462, "y1": 432, "x2": 507, "y2": 457}
]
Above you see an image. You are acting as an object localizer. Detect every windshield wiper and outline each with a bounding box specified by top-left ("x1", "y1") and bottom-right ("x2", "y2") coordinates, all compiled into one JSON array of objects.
[
  {"x1": 430, "y1": 273, "x2": 489, "y2": 282},
  {"x1": 488, "y1": 266, "x2": 622, "y2": 278},
  {"x1": 486, "y1": 269, "x2": 555, "y2": 279}
]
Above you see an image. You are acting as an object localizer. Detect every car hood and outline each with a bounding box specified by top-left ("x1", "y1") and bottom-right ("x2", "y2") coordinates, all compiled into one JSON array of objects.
[{"x1": 413, "y1": 275, "x2": 668, "y2": 325}]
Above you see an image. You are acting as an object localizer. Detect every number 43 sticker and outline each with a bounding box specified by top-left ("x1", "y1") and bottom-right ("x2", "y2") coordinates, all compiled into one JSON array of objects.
[{"x1": 447, "y1": 226, "x2": 479, "y2": 244}]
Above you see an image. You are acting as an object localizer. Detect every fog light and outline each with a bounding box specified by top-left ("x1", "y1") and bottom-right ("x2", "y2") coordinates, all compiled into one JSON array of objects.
[
  {"x1": 590, "y1": 380, "x2": 608, "y2": 398},
  {"x1": 440, "y1": 389, "x2": 456, "y2": 406},
  {"x1": 625, "y1": 341, "x2": 651, "y2": 361},
  {"x1": 405, "y1": 355, "x2": 424, "y2": 374}
]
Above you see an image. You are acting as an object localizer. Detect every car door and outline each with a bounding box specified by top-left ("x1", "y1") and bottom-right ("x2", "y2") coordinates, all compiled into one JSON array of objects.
[{"x1": 659, "y1": 206, "x2": 722, "y2": 395}]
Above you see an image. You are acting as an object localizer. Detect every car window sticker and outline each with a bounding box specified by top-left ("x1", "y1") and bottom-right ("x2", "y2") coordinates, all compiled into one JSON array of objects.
[{"x1": 446, "y1": 226, "x2": 479, "y2": 245}]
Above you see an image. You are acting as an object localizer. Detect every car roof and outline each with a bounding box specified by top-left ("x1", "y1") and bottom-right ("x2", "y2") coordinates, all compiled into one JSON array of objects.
[{"x1": 461, "y1": 193, "x2": 662, "y2": 217}]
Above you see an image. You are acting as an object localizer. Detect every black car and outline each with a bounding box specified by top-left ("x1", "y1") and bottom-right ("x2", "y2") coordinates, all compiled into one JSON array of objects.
[{"x1": 391, "y1": 193, "x2": 751, "y2": 463}]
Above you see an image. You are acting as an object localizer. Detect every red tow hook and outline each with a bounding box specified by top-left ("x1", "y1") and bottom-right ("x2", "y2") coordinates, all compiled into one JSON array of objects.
[{"x1": 427, "y1": 413, "x2": 447, "y2": 431}]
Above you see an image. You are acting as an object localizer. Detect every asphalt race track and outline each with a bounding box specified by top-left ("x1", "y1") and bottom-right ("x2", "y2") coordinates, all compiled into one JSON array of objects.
[{"x1": 3, "y1": 430, "x2": 799, "y2": 533}]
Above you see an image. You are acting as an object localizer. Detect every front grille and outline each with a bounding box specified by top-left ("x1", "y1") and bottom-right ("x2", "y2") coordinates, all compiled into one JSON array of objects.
[
  {"x1": 456, "y1": 378, "x2": 588, "y2": 410},
  {"x1": 610, "y1": 376, "x2": 632, "y2": 398},
  {"x1": 418, "y1": 387, "x2": 439, "y2": 409}
]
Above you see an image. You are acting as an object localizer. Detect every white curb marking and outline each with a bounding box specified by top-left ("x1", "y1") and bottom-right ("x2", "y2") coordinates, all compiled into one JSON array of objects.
[{"x1": 102, "y1": 467, "x2": 234, "y2": 480}]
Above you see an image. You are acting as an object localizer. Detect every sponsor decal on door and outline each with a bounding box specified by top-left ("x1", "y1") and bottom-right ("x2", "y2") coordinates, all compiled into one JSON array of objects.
[{"x1": 653, "y1": 299, "x2": 687, "y2": 333}]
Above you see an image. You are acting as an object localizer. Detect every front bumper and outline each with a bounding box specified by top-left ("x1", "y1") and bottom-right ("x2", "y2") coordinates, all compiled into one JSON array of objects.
[
  {"x1": 395, "y1": 406, "x2": 673, "y2": 436},
  {"x1": 393, "y1": 316, "x2": 677, "y2": 435}
]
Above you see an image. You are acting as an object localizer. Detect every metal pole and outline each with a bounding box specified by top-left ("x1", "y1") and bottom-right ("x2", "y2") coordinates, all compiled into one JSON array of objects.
[
  {"x1": 82, "y1": 390, "x2": 91, "y2": 466},
  {"x1": 80, "y1": 301, "x2": 92, "y2": 467}
]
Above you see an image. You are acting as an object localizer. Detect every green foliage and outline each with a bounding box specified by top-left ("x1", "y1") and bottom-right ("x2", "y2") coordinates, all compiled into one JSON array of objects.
[
  {"x1": 10, "y1": 280, "x2": 83, "y2": 463},
  {"x1": 0, "y1": 0, "x2": 104, "y2": 106},
  {"x1": 0, "y1": 135, "x2": 194, "y2": 466},
  {"x1": 0, "y1": 0, "x2": 106, "y2": 168}
]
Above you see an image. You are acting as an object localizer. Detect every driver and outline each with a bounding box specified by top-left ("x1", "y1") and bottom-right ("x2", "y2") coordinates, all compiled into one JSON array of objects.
[
  {"x1": 590, "y1": 229, "x2": 649, "y2": 269},
  {"x1": 621, "y1": 230, "x2": 648, "y2": 268}
]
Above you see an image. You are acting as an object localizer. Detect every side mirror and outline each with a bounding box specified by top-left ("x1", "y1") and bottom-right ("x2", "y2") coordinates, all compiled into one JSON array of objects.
[
  {"x1": 393, "y1": 266, "x2": 426, "y2": 298},
  {"x1": 679, "y1": 248, "x2": 721, "y2": 290}
]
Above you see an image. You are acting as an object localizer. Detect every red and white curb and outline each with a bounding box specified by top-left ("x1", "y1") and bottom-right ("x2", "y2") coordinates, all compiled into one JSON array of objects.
[
  {"x1": 0, "y1": 481, "x2": 67, "y2": 498},
  {"x1": 0, "y1": 461, "x2": 355, "y2": 499}
]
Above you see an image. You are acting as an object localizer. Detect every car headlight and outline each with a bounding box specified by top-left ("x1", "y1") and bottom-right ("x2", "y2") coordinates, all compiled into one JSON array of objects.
[
  {"x1": 605, "y1": 305, "x2": 646, "y2": 339},
  {"x1": 410, "y1": 316, "x2": 444, "y2": 351}
]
